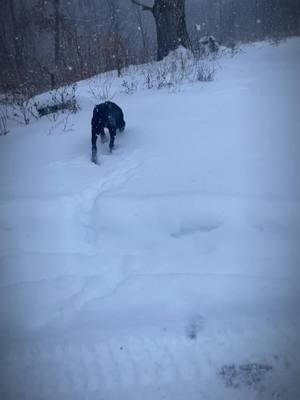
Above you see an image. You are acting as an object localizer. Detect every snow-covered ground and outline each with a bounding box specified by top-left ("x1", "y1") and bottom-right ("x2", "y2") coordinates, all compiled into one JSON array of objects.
[{"x1": 0, "y1": 39, "x2": 300, "y2": 400}]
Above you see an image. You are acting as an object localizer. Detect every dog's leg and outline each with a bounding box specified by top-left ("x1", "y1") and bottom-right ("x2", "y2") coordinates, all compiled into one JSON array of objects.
[
  {"x1": 100, "y1": 127, "x2": 108, "y2": 143},
  {"x1": 91, "y1": 128, "x2": 98, "y2": 164},
  {"x1": 108, "y1": 127, "x2": 116, "y2": 152},
  {"x1": 91, "y1": 148, "x2": 98, "y2": 164}
]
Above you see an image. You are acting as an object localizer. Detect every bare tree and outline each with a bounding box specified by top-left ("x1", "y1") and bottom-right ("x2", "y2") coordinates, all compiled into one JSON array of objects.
[
  {"x1": 53, "y1": 0, "x2": 61, "y2": 71},
  {"x1": 8, "y1": 0, "x2": 24, "y2": 71},
  {"x1": 132, "y1": 0, "x2": 191, "y2": 60},
  {"x1": 105, "y1": 0, "x2": 124, "y2": 76},
  {"x1": 134, "y1": 5, "x2": 150, "y2": 62}
]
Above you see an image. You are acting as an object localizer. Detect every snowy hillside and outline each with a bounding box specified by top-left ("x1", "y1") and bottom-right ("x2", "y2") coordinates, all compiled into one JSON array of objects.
[{"x1": 0, "y1": 39, "x2": 300, "y2": 400}]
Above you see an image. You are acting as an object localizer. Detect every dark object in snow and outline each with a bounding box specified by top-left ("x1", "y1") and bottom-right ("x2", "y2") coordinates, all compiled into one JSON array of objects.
[
  {"x1": 37, "y1": 99, "x2": 78, "y2": 117},
  {"x1": 186, "y1": 314, "x2": 204, "y2": 340},
  {"x1": 199, "y1": 35, "x2": 219, "y2": 56},
  {"x1": 219, "y1": 363, "x2": 273, "y2": 389},
  {"x1": 91, "y1": 101, "x2": 126, "y2": 163}
]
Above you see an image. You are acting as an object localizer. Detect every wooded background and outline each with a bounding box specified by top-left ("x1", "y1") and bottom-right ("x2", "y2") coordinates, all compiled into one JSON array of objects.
[{"x1": 1, "y1": 0, "x2": 299, "y2": 94}]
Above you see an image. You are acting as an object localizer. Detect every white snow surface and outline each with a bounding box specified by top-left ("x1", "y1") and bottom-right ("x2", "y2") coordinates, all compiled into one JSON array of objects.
[{"x1": 0, "y1": 39, "x2": 300, "y2": 399}]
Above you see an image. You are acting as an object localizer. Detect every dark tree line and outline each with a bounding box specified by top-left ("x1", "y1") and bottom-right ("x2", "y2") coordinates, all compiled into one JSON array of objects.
[
  {"x1": 188, "y1": 0, "x2": 300, "y2": 48},
  {"x1": 0, "y1": 0, "x2": 299, "y2": 95}
]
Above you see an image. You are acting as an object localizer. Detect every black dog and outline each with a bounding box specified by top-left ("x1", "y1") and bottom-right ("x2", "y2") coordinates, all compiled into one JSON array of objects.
[{"x1": 91, "y1": 101, "x2": 126, "y2": 163}]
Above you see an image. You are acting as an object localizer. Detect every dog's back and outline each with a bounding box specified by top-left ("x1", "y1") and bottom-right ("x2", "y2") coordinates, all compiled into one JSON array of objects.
[{"x1": 104, "y1": 101, "x2": 125, "y2": 131}]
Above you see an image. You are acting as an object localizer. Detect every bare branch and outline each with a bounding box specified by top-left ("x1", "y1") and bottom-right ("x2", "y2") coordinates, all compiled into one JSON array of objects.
[{"x1": 131, "y1": 0, "x2": 153, "y2": 12}]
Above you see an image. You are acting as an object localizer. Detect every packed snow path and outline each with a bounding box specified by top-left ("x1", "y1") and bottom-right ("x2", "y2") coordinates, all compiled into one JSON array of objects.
[{"x1": 0, "y1": 40, "x2": 300, "y2": 399}]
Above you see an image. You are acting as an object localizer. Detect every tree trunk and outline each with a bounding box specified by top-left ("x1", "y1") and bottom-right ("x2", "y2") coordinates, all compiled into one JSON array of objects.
[
  {"x1": 135, "y1": 6, "x2": 149, "y2": 62},
  {"x1": 153, "y1": 0, "x2": 190, "y2": 60},
  {"x1": 133, "y1": 0, "x2": 191, "y2": 61},
  {"x1": 105, "y1": 0, "x2": 123, "y2": 76},
  {"x1": 53, "y1": 0, "x2": 60, "y2": 71},
  {"x1": 8, "y1": 0, "x2": 24, "y2": 71}
]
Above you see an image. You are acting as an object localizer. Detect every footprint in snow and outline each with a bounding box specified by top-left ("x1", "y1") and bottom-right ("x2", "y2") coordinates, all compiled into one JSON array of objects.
[
  {"x1": 171, "y1": 220, "x2": 222, "y2": 238},
  {"x1": 186, "y1": 314, "x2": 205, "y2": 340}
]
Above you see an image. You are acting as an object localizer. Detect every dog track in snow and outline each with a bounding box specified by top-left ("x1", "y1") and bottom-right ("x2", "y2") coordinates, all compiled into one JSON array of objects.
[
  {"x1": 73, "y1": 152, "x2": 142, "y2": 248},
  {"x1": 170, "y1": 220, "x2": 222, "y2": 239}
]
